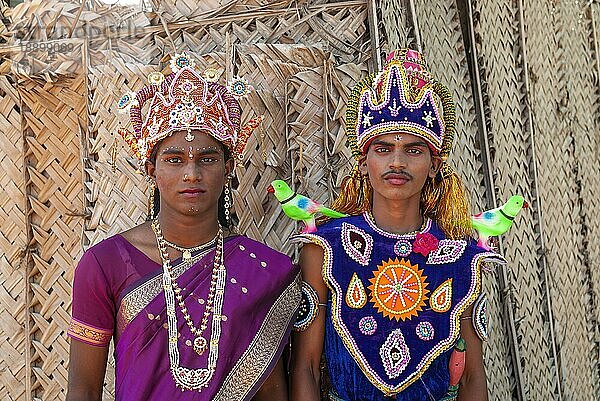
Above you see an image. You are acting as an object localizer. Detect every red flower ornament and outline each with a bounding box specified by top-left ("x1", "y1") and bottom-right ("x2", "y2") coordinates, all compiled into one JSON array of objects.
[{"x1": 413, "y1": 232, "x2": 439, "y2": 257}]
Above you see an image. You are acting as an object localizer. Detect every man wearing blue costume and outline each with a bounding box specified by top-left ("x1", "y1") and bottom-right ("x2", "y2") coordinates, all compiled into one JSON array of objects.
[{"x1": 290, "y1": 49, "x2": 506, "y2": 401}]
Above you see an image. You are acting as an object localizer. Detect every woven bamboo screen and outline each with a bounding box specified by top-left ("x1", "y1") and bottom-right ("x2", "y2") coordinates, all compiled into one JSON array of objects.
[
  {"x1": 406, "y1": 3, "x2": 518, "y2": 399},
  {"x1": 0, "y1": 75, "x2": 27, "y2": 400},
  {"x1": 470, "y1": 1, "x2": 600, "y2": 399},
  {"x1": 0, "y1": 0, "x2": 598, "y2": 400}
]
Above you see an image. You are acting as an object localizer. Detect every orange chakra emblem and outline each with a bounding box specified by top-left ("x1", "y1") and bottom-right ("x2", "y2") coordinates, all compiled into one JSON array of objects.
[{"x1": 368, "y1": 258, "x2": 429, "y2": 321}]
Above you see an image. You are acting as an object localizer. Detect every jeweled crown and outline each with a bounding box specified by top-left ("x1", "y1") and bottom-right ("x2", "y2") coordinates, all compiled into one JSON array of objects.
[
  {"x1": 117, "y1": 53, "x2": 261, "y2": 167},
  {"x1": 346, "y1": 49, "x2": 456, "y2": 159}
]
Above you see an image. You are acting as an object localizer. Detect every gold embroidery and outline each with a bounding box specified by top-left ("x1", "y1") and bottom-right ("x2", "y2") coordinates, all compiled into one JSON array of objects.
[
  {"x1": 213, "y1": 273, "x2": 302, "y2": 401},
  {"x1": 68, "y1": 319, "x2": 112, "y2": 346},
  {"x1": 116, "y1": 249, "x2": 212, "y2": 335}
]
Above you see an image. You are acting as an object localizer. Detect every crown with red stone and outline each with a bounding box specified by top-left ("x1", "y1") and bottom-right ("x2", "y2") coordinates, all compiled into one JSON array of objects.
[
  {"x1": 117, "y1": 52, "x2": 262, "y2": 167},
  {"x1": 346, "y1": 49, "x2": 456, "y2": 160}
]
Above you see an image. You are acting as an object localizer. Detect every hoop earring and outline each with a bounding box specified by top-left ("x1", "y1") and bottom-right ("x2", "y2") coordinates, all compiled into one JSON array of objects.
[
  {"x1": 148, "y1": 180, "x2": 156, "y2": 220},
  {"x1": 224, "y1": 175, "x2": 233, "y2": 226}
]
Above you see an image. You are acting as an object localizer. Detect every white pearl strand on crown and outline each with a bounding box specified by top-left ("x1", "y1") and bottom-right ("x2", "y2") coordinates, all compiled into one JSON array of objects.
[{"x1": 151, "y1": 218, "x2": 227, "y2": 391}]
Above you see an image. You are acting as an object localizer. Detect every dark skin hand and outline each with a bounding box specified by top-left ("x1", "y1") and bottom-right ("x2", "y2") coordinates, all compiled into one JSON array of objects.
[
  {"x1": 66, "y1": 341, "x2": 108, "y2": 401},
  {"x1": 458, "y1": 305, "x2": 488, "y2": 401},
  {"x1": 290, "y1": 243, "x2": 327, "y2": 401}
]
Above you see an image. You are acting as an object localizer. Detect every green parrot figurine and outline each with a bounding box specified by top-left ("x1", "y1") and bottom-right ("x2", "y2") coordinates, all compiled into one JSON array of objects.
[
  {"x1": 267, "y1": 179, "x2": 347, "y2": 233},
  {"x1": 472, "y1": 195, "x2": 529, "y2": 250}
]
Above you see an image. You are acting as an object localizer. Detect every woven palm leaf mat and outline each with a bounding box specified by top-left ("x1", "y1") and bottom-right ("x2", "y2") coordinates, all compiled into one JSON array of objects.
[
  {"x1": 0, "y1": 0, "x2": 599, "y2": 400},
  {"x1": 13, "y1": 45, "x2": 86, "y2": 400},
  {"x1": 561, "y1": 2, "x2": 600, "y2": 398},
  {"x1": 476, "y1": 0, "x2": 598, "y2": 399},
  {"x1": 1, "y1": 0, "x2": 370, "y2": 68},
  {"x1": 0, "y1": 75, "x2": 27, "y2": 400},
  {"x1": 470, "y1": 1, "x2": 550, "y2": 399},
  {"x1": 587, "y1": 3, "x2": 600, "y2": 383},
  {"x1": 0, "y1": 1, "x2": 9, "y2": 46},
  {"x1": 285, "y1": 62, "x2": 365, "y2": 218},
  {"x1": 522, "y1": 2, "x2": 599, "y2": 399}
]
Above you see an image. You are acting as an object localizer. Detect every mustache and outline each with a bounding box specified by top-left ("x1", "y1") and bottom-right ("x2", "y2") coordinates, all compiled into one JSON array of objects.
[{"x1": 382, "y1": 170, "x2": 413, "y2": 180}]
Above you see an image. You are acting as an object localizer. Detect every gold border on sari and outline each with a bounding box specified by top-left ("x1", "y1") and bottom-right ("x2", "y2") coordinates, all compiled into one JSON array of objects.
[
  {"x1": 116, "y1": 249, "x2": 213, "y2": 335},
  {"x1": 213, "y1": 272, "x2": 302, "y2": 401}
]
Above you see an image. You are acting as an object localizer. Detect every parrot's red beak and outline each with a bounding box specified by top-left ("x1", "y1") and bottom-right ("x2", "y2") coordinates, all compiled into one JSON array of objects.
[
  {"x1": 267, "y1": 185, "x2": 274, "y2": 194},
  {"x1": 523, "y1": 200, "x2": 529, "y2": 208}
]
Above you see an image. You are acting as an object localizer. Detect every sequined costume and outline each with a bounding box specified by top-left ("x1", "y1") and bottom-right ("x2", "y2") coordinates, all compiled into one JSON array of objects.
[{"x1": 294, "y1": 213, "x2": 503, "y2": 400}]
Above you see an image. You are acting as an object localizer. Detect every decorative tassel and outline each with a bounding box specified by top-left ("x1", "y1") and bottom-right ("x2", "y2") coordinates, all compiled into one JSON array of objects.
[
  {"x1": 316, "y1": 166, "x2": 371, "y2": 225},
  {"x1": 421, "y1": 163, "x2": 472, "y2": 239},
  {"x1": 321, "y1": 162, "x2": 472, "y2": 240}
]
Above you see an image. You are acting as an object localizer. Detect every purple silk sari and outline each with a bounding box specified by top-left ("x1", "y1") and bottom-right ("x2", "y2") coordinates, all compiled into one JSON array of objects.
[{"x1": 68, "y1": 234, "x2": 301, "y2": 401}]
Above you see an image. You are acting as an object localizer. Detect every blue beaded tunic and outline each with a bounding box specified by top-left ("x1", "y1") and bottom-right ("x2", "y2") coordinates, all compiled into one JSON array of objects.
[{"x1": 295, "y1": 213, "x2": 504, "y2": 401}]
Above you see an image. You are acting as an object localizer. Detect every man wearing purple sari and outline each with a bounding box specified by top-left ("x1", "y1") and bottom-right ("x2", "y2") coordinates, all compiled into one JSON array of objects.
[{"x1": 66, "y1": 53, "x2": 301, "y2": 401}]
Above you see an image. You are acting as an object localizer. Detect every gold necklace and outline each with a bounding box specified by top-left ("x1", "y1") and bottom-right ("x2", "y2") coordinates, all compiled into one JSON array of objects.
[
  {"x1": 152, "y1": 218, "x2": 224, "y2": 356},
  {"x1": 162, "y1": 234, "x2": 217, "y2": 265}
]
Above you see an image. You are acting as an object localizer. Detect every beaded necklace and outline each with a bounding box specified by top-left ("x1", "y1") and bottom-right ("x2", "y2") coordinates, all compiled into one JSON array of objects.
[{"x1": 151, "y1": 218, "x2": 227, "y2": 391}]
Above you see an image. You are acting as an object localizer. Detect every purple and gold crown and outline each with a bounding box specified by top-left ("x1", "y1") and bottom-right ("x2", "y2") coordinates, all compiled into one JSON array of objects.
[
  {"x1": 117, "y1": 53, "x2": 262, "y2": 167},
  {"x1": 346, "y1": 49, "x2": 455, "y2": 160}
]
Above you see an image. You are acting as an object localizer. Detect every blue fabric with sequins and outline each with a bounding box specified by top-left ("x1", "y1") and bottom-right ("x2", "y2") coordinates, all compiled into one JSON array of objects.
[{"x1": 297, "y1": 213, "x2": 501, "y2": 401}]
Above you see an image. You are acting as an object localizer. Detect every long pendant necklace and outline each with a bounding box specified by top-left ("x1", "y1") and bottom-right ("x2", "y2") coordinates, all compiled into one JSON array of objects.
[{"x1": 152, "y1": 218, "x2": 227, "y2": 391}]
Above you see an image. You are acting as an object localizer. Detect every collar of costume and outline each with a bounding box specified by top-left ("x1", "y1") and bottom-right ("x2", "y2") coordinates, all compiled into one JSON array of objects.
[
  {"x1": 345, "y1": 49, "x2": 456, "y2": 161},
  {"x1": 116, "y1": 52, "x2": 263, "y2": 169},
  {"x1": 292, "y1": 214, "x2": 506, "y2": 396}
]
